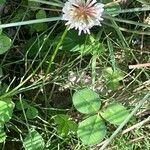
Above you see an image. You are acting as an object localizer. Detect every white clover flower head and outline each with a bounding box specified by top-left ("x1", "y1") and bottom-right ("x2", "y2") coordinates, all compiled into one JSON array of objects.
[{"x1": 62, "y1": 0, "x2": 104, "y2": 35}]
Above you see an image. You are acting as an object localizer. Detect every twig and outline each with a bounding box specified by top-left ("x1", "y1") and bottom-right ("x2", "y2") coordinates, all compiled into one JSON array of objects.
[{"x1": 129, "y1": 63, "x2": 150, "y2": 69}]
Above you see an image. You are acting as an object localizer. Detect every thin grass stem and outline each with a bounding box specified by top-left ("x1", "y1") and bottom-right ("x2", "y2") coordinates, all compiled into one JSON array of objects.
[{"x1": 0, "y1": 17, "x2": 61, "y2": 29}]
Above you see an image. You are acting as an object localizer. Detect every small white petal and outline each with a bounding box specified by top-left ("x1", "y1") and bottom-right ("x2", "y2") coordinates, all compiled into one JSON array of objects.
[{"x1": 62, "y1": 0, "x2": 104, "y2": 35}]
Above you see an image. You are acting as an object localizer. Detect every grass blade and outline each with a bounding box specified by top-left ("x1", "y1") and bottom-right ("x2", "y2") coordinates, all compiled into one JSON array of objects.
[{"x1": 0, "y1": 17, "x2": 61, "y2": 29}]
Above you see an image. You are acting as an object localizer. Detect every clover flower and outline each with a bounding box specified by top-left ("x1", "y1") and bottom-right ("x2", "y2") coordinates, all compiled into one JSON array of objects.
[{"x1": 62, "y1": 0, "x2": 104, "y2": 35}]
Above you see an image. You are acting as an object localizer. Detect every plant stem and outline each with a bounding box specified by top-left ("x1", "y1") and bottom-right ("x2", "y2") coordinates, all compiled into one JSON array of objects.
[{"x1": 46, "y1": 27, "x2": 68, "y2": 75}]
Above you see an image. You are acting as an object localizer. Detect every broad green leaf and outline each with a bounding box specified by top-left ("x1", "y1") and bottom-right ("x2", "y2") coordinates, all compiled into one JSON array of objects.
[
  {"x1": 73, "y1": 35, "x2": 105, "y2": 55},
  {"x1": 106, "y1": 80, "x2": 120, "y2": 90},
  {"x1": 11, "y1": 9, "x2": 26, "y2": 22},
  {"x1": 0, "y1": 0, "x2": 5, "y2": 4},
  {"x1": 54, "y1": 114, "x2": 77, "y2": 137},
  {"x1": 105, "y1": 3, "x2": 121, "y2": 15},
  {"x1": 36, "y1": 10, "x2": 46, "y2": 19},
  {"x1": 103, "y1": 67, "x2": 124, "y2": 90},
  {"x1": 73, "y1": 88, "x2": 101, "y2": 114},
  {"x1": 58, "y1": 30, "x2": 86, "y2": 52},
  {"x1": 0, "y1": 98, "x2": 15, "y2": 124},
  {"x1": 16, "y1": 100, "x2": 29, "y2": 110},
  {"x1": 60, "y1": 31, "x2": 105, "y2": 55},
  {"x1": 103, "y1": 67, "x2": 124, "y2": 82},
  {"x1": 23, "y1": 130, "x2": 45, "y2": 150},
  {"x1": 26, "y1": 107, "x2": 38, "y2": 119},
  {"x1": 33, "y1": 10, "x2": 47, "y2": 32},
  {"x1": 101, "y1": 103, "x2": 130, "y2": 125},
  {"x1": 77, "y1": 115, "x2": 106, "y2": 146},
  {"x1": 0, "y1": 125, "x2": 6, "y2": 143},
  {"x1": 28, "y1": 1, "x2": 40, "y2": 10},
  {"x1": 0, "y1": 35, "x2": 11, "y2": 54}
]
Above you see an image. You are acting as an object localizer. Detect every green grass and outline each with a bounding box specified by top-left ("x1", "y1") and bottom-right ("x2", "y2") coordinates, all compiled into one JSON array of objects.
[{"x1": 0, "y1": 0, "x2": 150, "y2": 150}]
